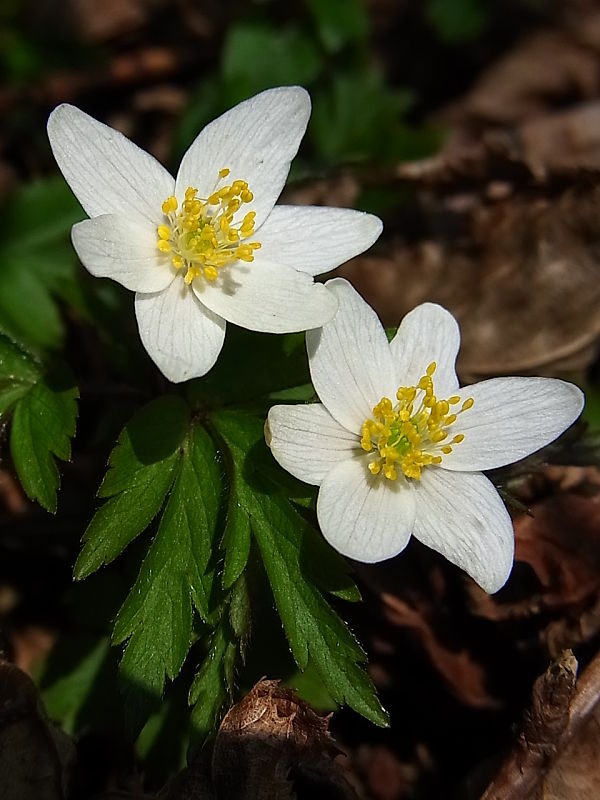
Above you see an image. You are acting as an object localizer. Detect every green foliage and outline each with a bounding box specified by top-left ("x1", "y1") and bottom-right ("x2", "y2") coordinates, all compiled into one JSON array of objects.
[
  {"x1": 114, "y1": 424, "x2": 223, "y2": 707},
  {"x1": 310, "y1": 70, "x2": 417, "y2": 164},
  {"x1": 0, "y1": 178, "x2": 83, "y2": 349},
  {"x1": 75, "y1": 396, "x2": 188, "y2": 580},
  {"x1": 212, "y1": 410, "x2": 387, "y2": 726},
  {"x1": 189, "y1": 615, "x2": 239, "y2": 744},
  {"x1": 426, "y1": 0, "x2": 489, "y2": 43},
  {"x1": 222, "y1": 22, "x2": 322, "y2": 105},
  {"x1": 305, "y1": 0, "x2": 368, "y2": 52},
  {"x1": 0, "y1": 334, "x2": 78, "y2": 512},
  {"x1": 174, "y1": 6, "x2": 437, "y2": 171},
  {"x1": 39, "y1": 636, "x2": 113, "y2": 735},
  {"x1": 187, "y1": 328, "x2": 309, "y2": 408}
]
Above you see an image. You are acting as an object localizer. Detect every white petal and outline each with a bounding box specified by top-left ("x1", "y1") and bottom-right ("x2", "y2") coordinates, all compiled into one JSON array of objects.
[
  {"x1": 412, "y1": 469, "x2": 514, "y2": 593},
  {"x1": 390, "y1": 303, "x2": 460, "y2": 396},
  {"x1": 267, "y1": 404, "x2": 359, "y2": 485},
  {"x1": 175, "y1": 87, "x2": 310, "y2": 230},
  {"x1": 192, "y1": 259, "x2": 337, "y2": 333},
  {"x1": 317, "y1": 457, "x2": 416, "y2": 562},
  {"x1": 255, "y1": 206, "x2": 383, "y2": 276},
  {"x1": 47, "y1": 104, "x2": 174, "y2": 225},
  {"x1": 440, "y1": 377, "x2": 585, "y2": 472},
  {"x1": 71, "y1": 215, "x2": 175, "y2": 293},
  {"x1": 134, "y1": 280, "x2": 226, "y2": 382},
  {"x1": 306, "y1": 278, "x2": 396, "y2": 434}
]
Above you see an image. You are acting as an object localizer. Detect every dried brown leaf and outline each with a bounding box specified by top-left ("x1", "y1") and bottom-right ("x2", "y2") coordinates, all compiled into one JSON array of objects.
[
  {"x1": 380, "y1": 592, "x2": 498, "y2": 709},
  {"x1": 480, "y1": 650, "x2": 578, "y2": 800},
  {"x1": 211, "y1": 679, "x2": 359, "y2": 800},
  {"x1": 470, "y1": 489, "x2": 600, "y2": 623}
]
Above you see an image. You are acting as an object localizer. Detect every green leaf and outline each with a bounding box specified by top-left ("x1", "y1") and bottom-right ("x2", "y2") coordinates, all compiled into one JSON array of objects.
[
  {"x1": 0, "y1": 178, "x2": 83, "y2": 349},
  {"x1": 426, "y1": 0, "x2": 489, "y2": 43},
  {"x1": 75, "y1": 396, "x2": 188, "y2": 580},
  {"x1": 113, "y1": 423, "x2": 224, "y2": 729},
  {"x1": 38, "y1": 636, "x2": 113, "y2": 735},
  {"x1": 189, "y1": 616, "x2": 238, "y2": 746},
  {"x1": 305, "y1": 0, "x2": 368, "y2": 52},
  {"x1": 3, "y1": 177, "x2": 83, "y2": 250},
  {"x1": 311, "y1": 70, "x2": 422, "y2": 165},
  {"x1": 222, "y1": 492, "x2": 252, "y2": 590},
  {"x1": 222, "y1": 22, "x2": 322, "y2": 105},
  {"x1": 0, "y1": 333, "x2": 40, "y2": 418},
  {"x1": 211, "y1": 410, "x2": 387, "y2": 727},
  {"x1": 187, "y1": 328, "x2": 310, "y2": 408},
  {"x1": 10, "y1": 366, "x2": 78, "y2": 512}
]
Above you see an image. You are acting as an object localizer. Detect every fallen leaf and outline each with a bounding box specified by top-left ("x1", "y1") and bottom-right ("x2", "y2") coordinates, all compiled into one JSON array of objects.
[{"x1": 211, "y1": 679, "x2": 359, "y2": 800}]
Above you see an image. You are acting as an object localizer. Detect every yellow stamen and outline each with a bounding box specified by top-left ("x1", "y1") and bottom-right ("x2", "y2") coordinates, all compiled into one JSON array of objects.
[
  {"x1": 156, "y1": 168, "x2": 261, "y2": 286},
  {"x1": 360, "y1": 367, "x2": 474, "y2": 482}
]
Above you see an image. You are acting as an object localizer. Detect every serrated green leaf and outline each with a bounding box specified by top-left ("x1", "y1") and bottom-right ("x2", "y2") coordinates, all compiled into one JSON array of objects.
[
  {"x1": 0, "y1": 333, "x2": 40, "y2": 418},
  {"x1": 113, "y1": 423, "x2": 224, "y2": 729},
  {"x1": 75, "y1": 396, "x2": 188, "y2": 580},
  {"x1": 211, "y1": 410, "x2": 387, "y2": 727},
  {"x1": 222, "y1": 493, "x2": 252, "y2": 590},
  {"x1": 10, "y1": 367, "x2": 78, "y2": 512},
  {"x1": 189, "y1": 618, "x2": 237, "y2": 747}
]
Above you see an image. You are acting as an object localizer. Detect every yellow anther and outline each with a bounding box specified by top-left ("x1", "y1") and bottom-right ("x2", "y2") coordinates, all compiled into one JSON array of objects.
[
  {"x1": 426, "y1": 362, "x2": 437, "y2": 376},
  {"x1": 204, "y1": 266, "x2": 219, "y2": 281},
  {"x1": 157, "y1": 240, "x2": 171, "y2": 253},
  {"x1": 162, "y1": 196, "x2": 178, "y2": 214},
  {"x1": 241, "y1": 189, "x2": 254, "y2": 203},
  {"x1": 445, "y1": 414, "x2": 457, "y2": 426},
  {"x1": 448, "y1": 396, "x2": 460, "y2": 405},
  {"x1": 157, "y1": 225, "x2": 171, "y2": 240},
  {"x1": 452, "y1": 434, "x2": 464, "y2": 444},
  {"x1": 436, "y1": 400, "x2": 449, "y2": 417},
  {"x1": 441, "y1": 446, "x2": 453, "y2": 454},
  {"x1": 383, "y1": 464, "x2": 397, "y2": 480},
  {"x1": 219, "y1": 167, "x2": 230, "y2": 178},
  {"x1": 368, "y1": 461, "x2": 381, "y2": 475},
  {"x1": 172, "y1": 255, "x2": 183, "y2": 269},
  {"x1": 462, "y1": 398, "x2": 474, "y2": 411},
  {"x1": 431, "y1": 430, "x2": 447, "y2": 443}
]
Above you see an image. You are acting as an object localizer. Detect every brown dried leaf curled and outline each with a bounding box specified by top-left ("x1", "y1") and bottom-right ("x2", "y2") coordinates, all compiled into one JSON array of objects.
[{"x1": 211, "y1": 679, "x2": 359, "y2": 800}]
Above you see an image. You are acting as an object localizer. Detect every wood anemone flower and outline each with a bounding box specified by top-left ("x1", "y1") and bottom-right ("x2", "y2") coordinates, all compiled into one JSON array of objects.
[
  {"x1": 266, "y1": 278, "x2": 585, "y2": 593},
  {"x1": 47, "y1": 88, "x2": 383, "y2": 382}
]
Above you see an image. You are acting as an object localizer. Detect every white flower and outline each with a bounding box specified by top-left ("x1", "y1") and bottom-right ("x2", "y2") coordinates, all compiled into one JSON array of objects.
[
  {"x1": 47, "y1": 87, "x2": 382, "y2": 382},
  {"x1": 266, "y1": 279, "x2": 585, "y2": 593}
]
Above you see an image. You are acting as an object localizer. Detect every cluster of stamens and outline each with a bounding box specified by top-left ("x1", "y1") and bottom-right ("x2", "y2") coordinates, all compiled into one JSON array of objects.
[
  {"x1": 156, "y1": 167, "x2": 261, "y2": 284},
  {"x1": 360, "y1": 362, "x2": 474, "y2": 481}
]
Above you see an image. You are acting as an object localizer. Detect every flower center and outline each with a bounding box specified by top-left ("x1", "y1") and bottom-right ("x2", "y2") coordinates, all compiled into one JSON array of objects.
[
  {"x1": 156, "y1": 167, "x2": 261, "y2": 284},
  {"x1": 360, "y1": 362, "x2": 474, "y2": 481}
]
